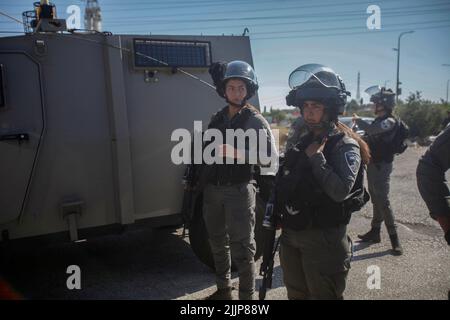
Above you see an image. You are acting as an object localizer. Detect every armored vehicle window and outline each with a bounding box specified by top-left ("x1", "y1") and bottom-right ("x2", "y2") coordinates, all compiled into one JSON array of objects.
[{"x1": 133, "y1": 39, "x2": 211, "y2": 69}]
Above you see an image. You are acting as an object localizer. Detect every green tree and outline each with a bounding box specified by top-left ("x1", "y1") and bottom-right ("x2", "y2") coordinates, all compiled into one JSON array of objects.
[
  {"x1": 345, "y1": 99, "x2": 360, "y2": 115},
  {"x1": 270, "y1": 109, "x2": 286, "y2": 123},
  {"x1": 396, "y1": 91, "x2": 449, "y2": 139}
]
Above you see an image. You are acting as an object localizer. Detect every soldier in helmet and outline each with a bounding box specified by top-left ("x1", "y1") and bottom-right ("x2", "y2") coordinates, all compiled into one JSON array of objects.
[
  {"x1": 201, "y1": 60, "x2": 277, "y2": 300},
  {"x1": 275, "y1": 64, "x2": 371, "y2": 299},
  {"x1": 354, "y1": 86, "x2": 406, "y2": 255}
]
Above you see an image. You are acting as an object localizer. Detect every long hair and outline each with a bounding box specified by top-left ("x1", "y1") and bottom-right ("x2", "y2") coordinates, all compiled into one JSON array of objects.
[
  {"x1": 244, "y1": 103, "x2": 261, "y2": 114},
  {"x1": 336, "y1": 121, "x2": 371, "y2": 165}
]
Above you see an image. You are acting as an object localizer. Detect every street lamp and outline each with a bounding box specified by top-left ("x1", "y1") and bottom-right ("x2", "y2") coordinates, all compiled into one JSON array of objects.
[{"x1": 394, "y1": 31, "x2": 414, "y2": 104}]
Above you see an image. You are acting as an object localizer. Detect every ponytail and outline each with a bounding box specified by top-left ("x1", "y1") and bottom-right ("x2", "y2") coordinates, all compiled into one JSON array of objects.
[{"x1": 336, "y1": 121, "x2": 371, "y2": 165}]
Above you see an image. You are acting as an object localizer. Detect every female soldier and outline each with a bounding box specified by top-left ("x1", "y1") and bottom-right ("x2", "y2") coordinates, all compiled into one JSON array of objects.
[
  {"x1": 276, "y1": 64, "x2": 370, "y2": 299},
  {"x1": 202, "y1": 61, "x2": 277, "y2": 300}
]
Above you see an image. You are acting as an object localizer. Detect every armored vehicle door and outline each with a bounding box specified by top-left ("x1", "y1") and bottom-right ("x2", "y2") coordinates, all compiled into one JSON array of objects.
[{"x1": 0, "y1": 52, "x2": 44, "y2": 225}]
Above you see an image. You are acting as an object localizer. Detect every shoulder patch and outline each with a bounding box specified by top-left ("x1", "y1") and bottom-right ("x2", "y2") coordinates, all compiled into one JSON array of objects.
[
  {"x1": 344, "y1": 151, "x2": 360, "y2": 175},
  {"x1": 381, "y1": 118, "x2": 395, "y2": 131}
]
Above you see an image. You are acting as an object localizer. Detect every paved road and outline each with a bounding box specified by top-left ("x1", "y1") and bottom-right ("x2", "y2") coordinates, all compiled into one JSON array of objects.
[{"x1": 0, "y1": 147, "x2": 449, "y2": 300}]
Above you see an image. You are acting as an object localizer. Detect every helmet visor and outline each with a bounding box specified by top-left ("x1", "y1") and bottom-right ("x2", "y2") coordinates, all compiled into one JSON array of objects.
[
  {"x1": 365, "y1": 85, "x2": 381, "y2": 96},
  {"x1": 288, "y1": 64, "x2": 341, "y2": 89}
]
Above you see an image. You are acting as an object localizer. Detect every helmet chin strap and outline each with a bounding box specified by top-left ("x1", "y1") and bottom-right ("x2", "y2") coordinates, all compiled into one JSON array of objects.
[
  {"x1": 305, "y1": 120, "x2": 335, "y2": 133},
  {"x1": 305, "y1": 121, "x2": 324, "y2": 130},
  {"x1": 302, "y1": 107, "x2": 334, "y2": 132},
  {"x1": 226, "y1": 97, "x2": 247, "y2": 108}
]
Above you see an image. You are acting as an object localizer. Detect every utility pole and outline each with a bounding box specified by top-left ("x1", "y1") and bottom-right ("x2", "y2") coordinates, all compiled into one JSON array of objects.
[
  {"x1": 394, "y1": 31, "x2": 414, "y2": 104},
  {"x1": 443, "y1": 64, "x2": 450, "y2": 105},
  {"x1": 356, "y1": 71, "x2": 361, "y2": 103}
]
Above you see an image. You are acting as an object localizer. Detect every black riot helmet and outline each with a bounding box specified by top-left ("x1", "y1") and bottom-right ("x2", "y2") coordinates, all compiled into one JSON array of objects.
[
  {"x1": 365, "y1": 85, "x2": 396, "y2": 112},
  {"x1": 285, "y1": 64, "x2": 350, "y2": 121},
  {"x1": 209, "y1": 60, "x2": 259, "y2": 102}
]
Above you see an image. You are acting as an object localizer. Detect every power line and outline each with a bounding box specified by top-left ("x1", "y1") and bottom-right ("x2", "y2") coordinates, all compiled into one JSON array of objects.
[
  {"x1": 3, "y1": 7, "x2": 443, "y2": 29},
  {"x1": 101, "y1": 0, "x2": 335, "y2": 7},
  {"x1": 0, "y1": 8, "x2": 215, "y2": 91},
  {"x1": 0, "y1": 10, "x2": 28, "y2": 27},
  {"x1": 1, "y1": 3, "x2": 449, "y2": 40},
  {"x1": 0, "y1": 31, "x2": 24, "y2": 34},
  {"x1": 104, "y1": 9, "x2": 450, "y2": 34},
  {"x1": 87, "y1": 0, "x2": 408, "y2": 11},
  {"x1": 104, "y1": 2, "x2": 450, "y2": 25},
  {"x1": 99, "y1": 0, "x2": 408, "y2": 16},
  {"x1": 131, "y1": 10, "x2": 449, "y2": 33},
  {"x1": 250, "y1": 18, "x2": 450, "y2": 36},
  {"x1": 114, "y1": 21, "x2": 450, "y2": 38},
  {"x1": 0, "y1": 0, "x2": 336, "y2": 11},
  {"x1": 250, "y1": 23, "x2": 450, "y2": 41}
]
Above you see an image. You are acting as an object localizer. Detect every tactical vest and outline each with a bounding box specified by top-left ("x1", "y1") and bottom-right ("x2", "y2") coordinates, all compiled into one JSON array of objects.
[
  {"x1": 277, "y1": 132, "x2": 368, "y2": 231},
  {"x1": 365, "y1": 115, "x2": 397, "y2": 163},
  {"x1": 206, "y1": 106, "x2": 257, "y2": 185}
]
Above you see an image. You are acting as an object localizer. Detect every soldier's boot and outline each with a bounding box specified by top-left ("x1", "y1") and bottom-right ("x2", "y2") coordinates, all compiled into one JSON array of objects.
[
  {"x1": 357, "y1": 227, "x2": 381, "y2": 243},
  {"x1": 389, "y1": 233, "x2": 403, "y2": 256},
  {"x1": 203, "y1": 287, "x2": 233, "y2": 300}
]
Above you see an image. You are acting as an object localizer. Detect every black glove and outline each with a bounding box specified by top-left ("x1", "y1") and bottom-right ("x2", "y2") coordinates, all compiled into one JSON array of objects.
[{"x1": 445, "y1": 230, "x2": 450, "y2": 245}]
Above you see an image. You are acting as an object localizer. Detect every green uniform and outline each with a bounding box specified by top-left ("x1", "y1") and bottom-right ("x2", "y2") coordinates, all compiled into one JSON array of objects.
[
  {"x1": 202, "y1": 106, "x2": 277, "y2": 300},
  {"x1": 278, "y1": 125, "x2": 360, "y2": 299}
]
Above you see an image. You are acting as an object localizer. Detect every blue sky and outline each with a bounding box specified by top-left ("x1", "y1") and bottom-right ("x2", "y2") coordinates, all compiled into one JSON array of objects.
[{"x1": 1, "y1": 0, "x2": 449, "y2": 108}]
